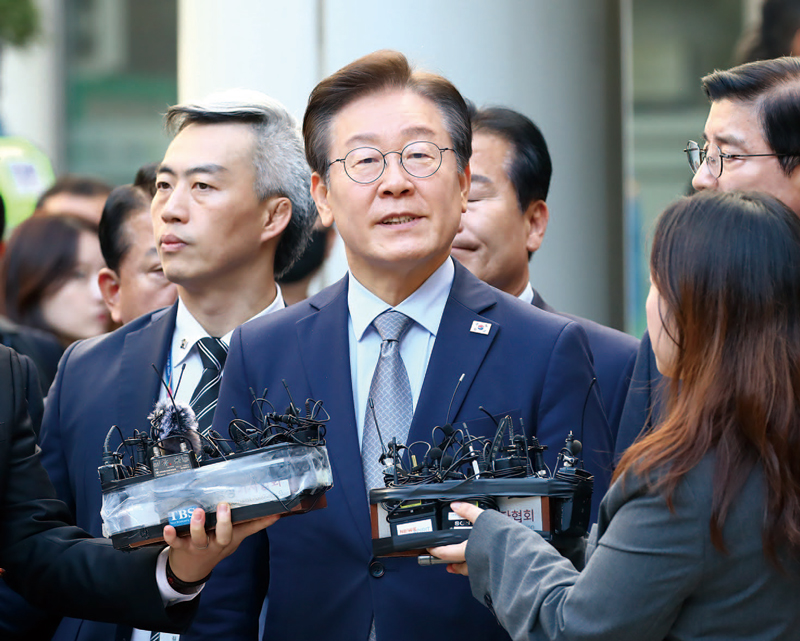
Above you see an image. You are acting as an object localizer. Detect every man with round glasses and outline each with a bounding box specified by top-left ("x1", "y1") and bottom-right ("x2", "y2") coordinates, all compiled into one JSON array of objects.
[
  {"x1": 616, "y1": 55, "x2": 800, "y2": 458},
  {"x1": 189, "y1": 50, "x2": 613, "y2": 641}
]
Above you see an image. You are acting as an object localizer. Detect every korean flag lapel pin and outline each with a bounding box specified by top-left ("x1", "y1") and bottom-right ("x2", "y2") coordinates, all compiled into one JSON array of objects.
[{"x1": 470, "y1": 320, "x2": 492, "y2": 335}]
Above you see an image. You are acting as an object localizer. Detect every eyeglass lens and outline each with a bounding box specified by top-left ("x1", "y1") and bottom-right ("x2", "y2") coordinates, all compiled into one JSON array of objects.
[
  {"x1": 685, "y1": 141, "x2": 722, "y2": 178},
  {"x1": 344, "y1": 141, "x2": 444, "y2": 183}
]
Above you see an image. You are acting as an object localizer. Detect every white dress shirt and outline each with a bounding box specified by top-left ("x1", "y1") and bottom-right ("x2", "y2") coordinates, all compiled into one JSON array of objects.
[
  {"x1": 158, "y1": 287, "x2": 285, "y2": 406},
  {"x1": 348, "y1": 258, "x2": 455, "y2": 445},
  {"x1": 518, "y1": 282, "x2": 534, "y2": 305}
]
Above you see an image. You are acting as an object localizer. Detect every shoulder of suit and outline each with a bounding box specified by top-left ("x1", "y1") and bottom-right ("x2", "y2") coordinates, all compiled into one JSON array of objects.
[
  {"x1": 557, "y1": 311, "x2": 638, "y2": 352},
  {"x1": 240, "y1": 280, "x2": 347, "y2": 336},
  {"x1": 61, "y1": 306, "x2": 171, "y2": 365}
]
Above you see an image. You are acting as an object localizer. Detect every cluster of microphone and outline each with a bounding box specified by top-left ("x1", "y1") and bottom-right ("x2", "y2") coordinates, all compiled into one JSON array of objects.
[{"x1": 99, "y1": 380, "x2": 328, "y2": 486}]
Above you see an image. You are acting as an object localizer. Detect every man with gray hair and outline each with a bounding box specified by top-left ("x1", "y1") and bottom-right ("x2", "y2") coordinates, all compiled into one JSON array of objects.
[{"x1": 33, "y1": 89, "x2": 315, "y2": 641}]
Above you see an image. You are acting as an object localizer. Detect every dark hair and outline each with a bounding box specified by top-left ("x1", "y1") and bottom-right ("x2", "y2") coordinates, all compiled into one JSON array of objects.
[
  {"x1": 133, "y1": 162, "x2": 159, "y2": 198},
  {"x1": 303, "y1": 49, "x2": 471, "y2": 183},
  {"x1": 98, "y1": 184, "x2": 151, "y2": 272},
  {"x1": 738, "y1": 0, "x2": 800, "y2": 63},
  {"x1": 702, "y1": 57, "x2": 800, "y2": 175},
  {"x1": 165, "y1": 89, "x2": 316, "y2": 278},
  {"x1": 615, "y1": 190, "x2": 800, "y2": 563},
  {"x1": 468, "y1": 103, "x2": 552, "y2": 209},
  {"x1": 36, "y1": 174, "x2": 112, "y2": 210},
  {"x1": 1, "y1": 215, "x2": 99, "y2": 333}
]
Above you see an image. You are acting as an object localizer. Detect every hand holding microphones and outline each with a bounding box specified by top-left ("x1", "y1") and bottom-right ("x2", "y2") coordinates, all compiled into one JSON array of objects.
[
  {"x1": 163, "y1": 503, "x2": 279, "y2": 587},
  {"x1": 427, "y1": 501, "x2": 485, "y2": 576}
]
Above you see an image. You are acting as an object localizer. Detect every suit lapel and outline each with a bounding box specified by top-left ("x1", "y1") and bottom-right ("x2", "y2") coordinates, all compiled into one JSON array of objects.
[
  {"x1": 408, "y1": 263, "x2": 500, "y2": 443},
  {"x1": 116, "y1": 305, "x2": 177, "y2": 435},
  {"x1": 296, "y1": 279, "x2": 374, "y2": 551},
  {"x1": 531, "y1": 287, "x2": 556, "y2": 314}
]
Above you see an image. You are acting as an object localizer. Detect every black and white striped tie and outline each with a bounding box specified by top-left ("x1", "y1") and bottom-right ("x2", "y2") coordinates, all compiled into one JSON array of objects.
[{"x1": 190, "y1": 337, "x2": 228, "y2": 436}]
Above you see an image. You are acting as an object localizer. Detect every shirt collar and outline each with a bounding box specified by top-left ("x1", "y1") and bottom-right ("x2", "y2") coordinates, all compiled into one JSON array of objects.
[
  {"x1": 518, "y1": 282, "x2": 534, "y2": 305},
  {"x1": 348, "y1": 257, "x2": 455, "y2": 340},
  {"x1": 171, "y1": 284, "x2": 285, "y2": 366}
]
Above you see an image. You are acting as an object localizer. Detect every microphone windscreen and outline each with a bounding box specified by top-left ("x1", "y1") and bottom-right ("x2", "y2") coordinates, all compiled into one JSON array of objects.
[{"x1": 148, "y1": 400, "x2": 201, "y2": 455}]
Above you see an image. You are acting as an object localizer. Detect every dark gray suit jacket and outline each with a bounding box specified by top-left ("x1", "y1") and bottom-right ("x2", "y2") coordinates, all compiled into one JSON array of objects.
[
  {"x1": 465, "y1": 453, "x2": 800, "y2": 640},
  {"x1": 0, "y1": 345, "x2": 197, "y2": 632}
]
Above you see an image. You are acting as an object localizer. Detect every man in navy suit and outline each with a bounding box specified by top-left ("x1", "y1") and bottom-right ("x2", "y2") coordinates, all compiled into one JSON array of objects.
[
  {"x1": 35, "y1": 90, "x2": 316, "y2": 641},
  {"x1": 450, "y1": 104, "x2": 638, "y2": 445},
  {"x1": 615, "y1": 56, "x2": 800, "y2": 458},
  {"x1": 191, "y1": 50, "x2": 613, "y2": 641}
]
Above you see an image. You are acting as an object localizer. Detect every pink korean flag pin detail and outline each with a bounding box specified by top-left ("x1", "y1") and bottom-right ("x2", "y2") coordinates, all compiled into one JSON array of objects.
[{"x1": 470, "y1": 320, "x2": 492, "y2": 335}]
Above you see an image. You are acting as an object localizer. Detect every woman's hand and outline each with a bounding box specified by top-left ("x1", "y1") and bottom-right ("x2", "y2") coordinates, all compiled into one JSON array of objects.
[
  {"x1": 164, "y1": 503, "x2": 279, "y2": 584},
  {"x1": 428, "y1": 501, "x2": 484, "y2": 576}
]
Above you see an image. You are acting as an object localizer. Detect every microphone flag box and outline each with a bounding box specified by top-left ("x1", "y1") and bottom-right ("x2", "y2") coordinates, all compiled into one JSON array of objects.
[
  {"x1": 369, "y1": 473, "x2": 593, "y2": 557},
  {"x1": 101, "y1": 442, "x2": 333, "y2": 549}
]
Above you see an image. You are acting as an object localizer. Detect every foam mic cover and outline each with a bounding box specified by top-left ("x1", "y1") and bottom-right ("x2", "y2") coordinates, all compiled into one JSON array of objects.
[
  {"x1": 427, "y1": 447, "x2": 443, "y2": 467},
  {"x1": 148, "y1": 400, "x2": 201, "y2": 455}
]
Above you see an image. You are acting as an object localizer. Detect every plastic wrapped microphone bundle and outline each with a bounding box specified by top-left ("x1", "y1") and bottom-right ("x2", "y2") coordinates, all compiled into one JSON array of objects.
[
  {"x1": 98, "y1": 383, "x2": 333, "y2": 549},
  {"x1": 101, "y1": 443, "x2": 332, "y2": 548}
]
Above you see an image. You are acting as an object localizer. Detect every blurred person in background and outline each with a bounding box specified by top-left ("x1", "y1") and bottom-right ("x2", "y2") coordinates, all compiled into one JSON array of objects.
[
  {"x1": 276, "y1": 219, "x2": 334, "y2": 306},
  {"x1": 2, "y1": 215, "x2": 111, "y2": 350},
  {"x1": 0, "y1": 193, "x2": 63, "y2": 394},
  {"x1": 736, "y1": 0, "x2": 800, "y2": 63},
  {"x1": 35, "y1": 174, "x2": 113, "y2": 225},
  {"x1": 98, "y1": 184, "x2": 177, "y2": 325},
  {"x1": 134, "y1": 161, "x2": 160, "y2": 198}
]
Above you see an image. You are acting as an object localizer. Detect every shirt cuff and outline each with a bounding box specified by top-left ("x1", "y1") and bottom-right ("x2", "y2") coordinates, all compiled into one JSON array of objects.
[{"x1": 156, "y1": 548, "x2": 204, "y2": 605}]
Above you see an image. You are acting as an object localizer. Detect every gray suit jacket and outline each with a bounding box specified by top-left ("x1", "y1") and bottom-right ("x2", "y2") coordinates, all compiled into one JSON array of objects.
[{"x1": 465, "y1": 453, "x2": 800, "y2": 640}]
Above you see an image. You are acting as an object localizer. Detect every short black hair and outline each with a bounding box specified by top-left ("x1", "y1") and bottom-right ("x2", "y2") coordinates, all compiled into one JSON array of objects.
[
  {"x1": 702, "y1": 56, "x2": 800, "y2": 176},
  {"x1": 133, "y1": 162, "x2": 159, "y2": 198},
  {"x1": 36, "y1": 174, "x2": 113, "y2": 210},
  {"x1": 468, "y1": 103, "x2": 552, "y2": 211},
  {"x1": 98, "y1": 185, "x2": 150, "y2": 272}
]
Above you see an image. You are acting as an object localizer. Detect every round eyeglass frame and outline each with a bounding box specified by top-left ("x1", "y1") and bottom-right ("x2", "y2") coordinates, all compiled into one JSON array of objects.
[
  {"x1": 683, "y1": 140, "x2": 788, "y2": 178},
  {"x1": 328, "y1": 141, "x2": 454, "y2": 184}
]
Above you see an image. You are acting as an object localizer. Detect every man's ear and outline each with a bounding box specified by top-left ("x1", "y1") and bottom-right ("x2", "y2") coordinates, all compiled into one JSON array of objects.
[
  {"x1": 459, "y1": 164, "x2": 471, "y2": 213},
  {"x1": 98, "y1": 268, "x2": 123, "y2": 325},
  {"x1": 261, "y1": 196, "x2": 292, "y2": 242},
  {"x1": 311, "y1": 173, "x2": 335, "y2": 227},
  {"x1": 524, "y1": 200, "x2": 549, "y2": 254}
]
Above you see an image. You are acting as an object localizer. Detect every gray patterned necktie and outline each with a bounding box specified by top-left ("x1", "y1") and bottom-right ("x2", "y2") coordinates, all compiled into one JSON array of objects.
[
  {"x1": 189, "y1": 337, "x2": 228, "y2": 436},
  {"x1": 362, "y1": 310, "x2": 414, "y2": 641},
  {"x1": 361, "y1": 310, "x2": 414, "y2": 491}
]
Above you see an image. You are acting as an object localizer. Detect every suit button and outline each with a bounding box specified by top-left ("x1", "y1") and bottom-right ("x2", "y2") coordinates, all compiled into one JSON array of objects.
[{"x1": 369, "y1": 560, "x2": 385, "y2": 578}]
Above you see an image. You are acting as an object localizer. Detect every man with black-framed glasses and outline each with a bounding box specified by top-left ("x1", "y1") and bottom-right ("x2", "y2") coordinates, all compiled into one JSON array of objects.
[
  {"x1": 616, "y1": 55, "x2": 800, "y2": 459},
  {"x1": 187, "y1": 49, "x2": 614, "y2": 641}
]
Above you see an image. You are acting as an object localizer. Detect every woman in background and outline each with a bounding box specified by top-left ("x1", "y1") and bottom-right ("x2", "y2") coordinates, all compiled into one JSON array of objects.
[
  {"x1": 2, "y1": 215, "x2": 110, "y2": 349},
  {"x1": 431, "y1": 190, "x2": 800, "y2": 640}
]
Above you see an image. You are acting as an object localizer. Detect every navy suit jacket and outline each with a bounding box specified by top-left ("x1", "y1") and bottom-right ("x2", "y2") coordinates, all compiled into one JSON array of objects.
[
  {"x1": 614, "y1": 329, "x2": 665, "y2": 460},
  {"x1": 37, "y1": 304, "x2": 267, "y2": 641},
  {"x1": 531, "y1": 289, "x2": 638, "y2": 449},
  {"x1": 188, "y1": 263, "x2": 613, "y2": 641}
]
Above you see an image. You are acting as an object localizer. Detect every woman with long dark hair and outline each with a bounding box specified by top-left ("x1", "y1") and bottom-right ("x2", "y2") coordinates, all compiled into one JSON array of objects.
[
  {"x1": 2, "y1": 214, "x2": 110, "y2": 348},
  {"x1": 431, "y1": 190, "x2": 800, "y2": 640}
]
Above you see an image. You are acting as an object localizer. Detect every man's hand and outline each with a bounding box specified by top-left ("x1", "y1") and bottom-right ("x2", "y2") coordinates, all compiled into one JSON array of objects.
[
  {"x1": 428, "y1": 501, "x2": 484, "y2": 576},
  {"x1": 164, "y1": 503, "x2": 278, "y2": 584}
]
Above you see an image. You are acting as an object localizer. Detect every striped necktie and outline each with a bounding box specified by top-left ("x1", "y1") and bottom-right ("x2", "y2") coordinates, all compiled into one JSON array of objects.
[{"x1": 189, "y1": 337, "x2": 228, "y2": 435}]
